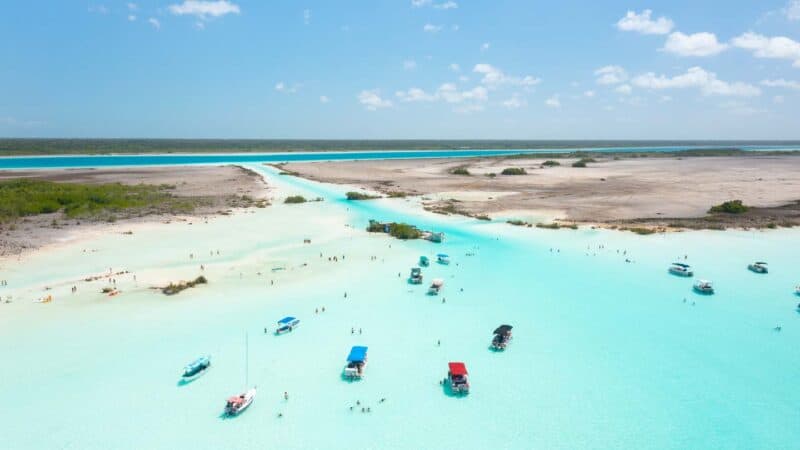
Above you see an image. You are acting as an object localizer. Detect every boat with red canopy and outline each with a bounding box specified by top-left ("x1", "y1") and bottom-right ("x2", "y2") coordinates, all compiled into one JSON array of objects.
[
  {"x1": 447, "y1": 362, "x2": 469, "y2": 395},
  {"x1": 224, "y1": 388, "x2": 256, "y2": 416}
]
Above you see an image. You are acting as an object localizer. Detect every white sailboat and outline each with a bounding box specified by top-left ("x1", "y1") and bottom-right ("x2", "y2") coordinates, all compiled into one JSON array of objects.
[{"x1": 224, "y1": 332, "x2": 256, "y2": 416}]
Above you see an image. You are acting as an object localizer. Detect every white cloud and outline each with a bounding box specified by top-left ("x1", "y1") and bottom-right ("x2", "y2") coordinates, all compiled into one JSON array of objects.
[
  {"x1": 659, "y1": 95, "x2": 672, "y2": 102},
  {"x1": 449, "y1": 63, "x2": 460, "y2": 72},
  {"x1": 450, "y1": 24, "x2": 459, "y2": 31},
  {"x1": 128, "y1": 14, "x2": 137, "y2": 21},
  {"x1": 761, "y1": 78, "x2": 800, "y2": 90},
  {"x1": 616, "y1": 10, "x2": 674, "y2": 35},
  {"x1": 168, "y1": 1, "x2": 240, "y2": 20},
  {"x1": 319, "y1": 95, "x2": 330, "y2": 103},
  {"x1": 583, "y1": 90, "x2": 595, "y2": 97},
  {"x1": 411, "y1": 0, "x2": 431, "y2": 6},
  {"x1": 473, "y1": 64, "x2": 540, "y2": 88},
  {"x1": 594, "y1": 65, "x2": 627, "y2": 85},
  {"x1": 412, "y1": 0, "x2": 458, "y2": 9},
  {"x1": 274, "y1": 82, "x2": 286, "y2": 92},
  {"x1": 358, "y1": 90, "x2": 393, "y2": 110},
  {"x1": 148, "y1": 18, "x2": 161, "y2": 29},
  {"x1": 423, "y1": 23, "x2": 443, "y2": 33},
  {"x1": 731, "y1": 32, "x2": 800, "y2": 67},
  {"x1": 453, "y1": 104, "x2": 484, "y2": 114},
  {"x1": 545, "y1": 95, "x2": 561, "y2": 108},
  {"x1": 88, "y1": 5, "x2": 109, "y2": 14},
  {"x1": 662, "y1": 32, "x2": 728, "y2": 56},
  {"x1": 303, "y1": 9, "x2": 311, "y2": 25},
  {"x1": 502, "y1": 94, "x2": 526, "y2": 109},
  {"x1": 480, "y1": 42, "x2": 490, "y2": 52},
  {"x1": 786, "y1": 1, "x2": 800, "y2": 20},
  {"x1": 435, "y1": 1, "x2": 458, "y2": 9},
  {"x1": 274, "y1": 82, "x2": 299, "y2": 94},
  {"x1": 127, "y1": 2, "x2": 138, "y2": 10},
  {"x1": 632, "y1": 66, "x2": 761, "y2": 97},
  {"x1": 403, "y1": 60, "x2": 417, "y2": 70},
  {"x1": 458, "y1": 75, "x2": 469, "y2": 82},
  {"x1": 615, "y1": 84, "x2": 632, "y2": 95},
  {"x1": 396, "y1": 87, "x2": 438, "y2": 102},
  {"x1": 395, "y1": 84, "x2": 489, "y2": 110}
]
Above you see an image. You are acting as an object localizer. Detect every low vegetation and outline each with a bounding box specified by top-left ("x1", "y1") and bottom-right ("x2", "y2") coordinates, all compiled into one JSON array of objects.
[
  {"x1": 366, "y1": 220, "x2": 422, "y2": 239},
  {"x1": 284, "y1": 195, "x2": 308, "y2": 204},
  {"x1": 0, "y1": 179, "x2": 197, "y2": 223},
  {"x1": 450, "y1": 167, "x2": 471, "y2": 175},
  {"x1": 709, "y1": 199, "x2": 749, "y2": 214},
  {"x1": 346, "y1": 191, "x2": 381, "y2": 200},
  {"x1": 541, "y1": 160, "x2": 561, "y2": 167},
  {"x1": 507, "y1": 219, "x2": 530, "y2": 227},
  {"x1": 536, "y1": 222, "x2": 578, "y2": 230},
  {"x1": 162, "y1": 276, "x2": 208, "y2": 296},
  {"x1": 500, "y1": 167, "x2": 527, "y2": 175},
  {"x1": 572, "y1": 157, "x2": 597, "y2": 168},
  {"x1": 386, "y1": 191, "x2": 409, "y2": 198}
]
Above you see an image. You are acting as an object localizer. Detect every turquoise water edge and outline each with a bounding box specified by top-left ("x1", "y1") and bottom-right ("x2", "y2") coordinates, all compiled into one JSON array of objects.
[{"x1": 1, "y1": 162, "x2": 799, "y2": 450}]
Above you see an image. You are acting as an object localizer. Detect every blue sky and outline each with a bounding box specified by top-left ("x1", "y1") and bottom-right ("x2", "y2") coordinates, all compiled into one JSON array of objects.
[{"x1": 2, "y1": 0, "x2": 800, "y2": 139}]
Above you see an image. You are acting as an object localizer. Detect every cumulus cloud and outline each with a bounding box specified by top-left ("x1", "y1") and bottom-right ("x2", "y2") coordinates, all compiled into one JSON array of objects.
[
  {"x1": 303, "y1": 9, "x2": 311, "y2": 25},
  {"x1": 449, "y1": 63, "x2": 461, "y2": 72},
  {"x1": 615, "y1": 84, "x2": 632, "y2": 95},
  {"x1": 545, "y1": 95, "x2": 561, "y2": 108},
  {"x1": 631, "y1": 66, "x2": 761, "y2": 97},
  {"x1": 502, "y1": 94, "x2": 526, "y2": 109},
  {"x1": 319, "y1": 95, "x2": 330, "y2": 103},
  {"x1": 731, "y1": 32, "x2": 800, "y2": 67},
  {"x1": 786, "y1": 1, "x2": 800, "y2": 20},
  {"x1": 148, "y1": 18, "x2": 161, "y2": 29},
  {"x1": 761, "y1": 78, "x2": 800, "y2": 90},
  {"x1": 412, "y1": 0, "x2": 457, "y2": 9},
  {"x1": 396, "y1": 84, "x2": 488, "y2": 104},
  {"x1": 168, "y1": 1, "x2": 240, "y2": 20},
  {"x1": 128, "y1": 14, "x2": 137, "y2": 21},
  {"x1": 358, "y1": 90, "x2": 393, "y2": 110},
  {"x1": 480, "y1": 42, "x2": 490, "y2": 52},
  {"x1": 616, "y1": 10, "x2": 674, "y2": 35},
  {"x1": 403, "y1": 60, "x2": 417, "y2": 70},
  {"x1": 583, "y1": 90, "x2": 595, "y2": 97},
  {"x1": 435, "y1": 1, "x2": 458, "y2": 9},
  {"x1": 274, "y1": 82, "x2": 299, "y2": 94},
  {"x1": 423, "y1": 23, "x2": 443, "y2": 33},
  {"x1": 594, "y1": 65, "x2": 627, "y2": 85},
  {"x1": 473, "y1": 64, "x2": 540, "y2": 88},
  {"x1": 662, "y1": 32, "x2": 728, "y2": 56}
]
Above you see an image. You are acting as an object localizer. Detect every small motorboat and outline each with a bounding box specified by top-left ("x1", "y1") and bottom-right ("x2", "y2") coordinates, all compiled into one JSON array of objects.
[
  {"x1": 447, "y1": 362, "x2": 469, "y2": 395},
  {"x1": 182, "y1": 356, "x2": 211, "y2": 379},
  {"x1": 491, "y1": 325, "x2": 513, "y2": 350},
  {"x1": 668, "y1": 262, "x2": 693, "y2": 277},
  {"x1": 344, "y1": 346, "x2": 368, "y2": 379},
  {"x1": 224, "y1": 387, "x2": 256, "y2": 416},
  {"x1": 409, "y1": 267, "x2": 423, "y2": 284},
  {"x1": 693, "y1": 280, "x2": 714, "y2": 295},
  {"x1": 275, "y1": 316, "x2": 300, "y2": 335},
  {"x1": 419, "y1": 256, "x2": 430, "y2": 267},
  {"x1": 795, "y1": 285, "x2": 800, "y2": 296},
  {"x1": 436, "y1": 253, "x2": 450, "y2": 265},
  {"x1": 748, "y1": 261, "x2": 768, "y2": 274},
  {"x1": 428, "y1": 278, "x2": 444, "y2": 295}
]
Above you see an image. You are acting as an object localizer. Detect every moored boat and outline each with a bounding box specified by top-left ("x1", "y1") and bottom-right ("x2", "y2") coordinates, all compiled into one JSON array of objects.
[
  {"x1": 409, "y1": 267, "x2": 423, "y2": 284},
  {"x1": 748, "y1": 261, "x2": 768, "y2": 274},
  {"x1": 437, "y1": 253, "x2": 450, "y2": 265},
  {"x1": 796, "y1": 285, "x2": 800, "y2": 296},
  {"x1": 419, "y1": 256, "x2": 430, "y2": 267},
  {"x1": 491, "y1": 325, "x2": 513, "y2": 350},
  {"x1": 224, "y1": 388, "x2": 256, "y2": 416},
  {"x1": 693, "y1": 280, "x2": 714, "y2": 295},
  {"x1": 668, "y1": 262, "x2": 693, "y2": 277},
  {"x1": 344, "y1": 346, "x2": 368, "y2": 379},
  {"x1": 182, "y1": 356, "x2": 211, "y2": 379},
  {"x1": 275, "y1": 316, "x2": 300, "y2": 334},
  {"x1": 447, "y1": 362, "x2": 469, "y2": 395},
  {"x1": 428, "y1": 278, "x2": 444, "y2": 295}
]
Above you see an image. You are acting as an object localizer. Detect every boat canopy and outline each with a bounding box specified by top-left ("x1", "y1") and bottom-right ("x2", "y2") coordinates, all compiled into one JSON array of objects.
[
  {"x1": 755, "y1": 261, "x2": 768, "y2": 265},
  {"x1": 449, "y1": 362, "x2": 468, "y2": 376},
  {"x1": 227, "y1": 396, "x2": 245, "y2": 406},
  {"x1": 347, "y1": 346, "x2": 368, "y2": 362},
  {"x1": 493, "y1": 325, "x2": 513, "y2": 335},
  {"x1": 420, "y1": 256, "x2": 429, "y2": 261},
  {"x1": 437, "y1": 253, "x2": 449, "y2": 258},
  {"x1": 431, "y1": 278, "x2": 444, "y2": 286},
  {"x1": 672, "y1": 263, "x2": 690, "y2": 268},
  {"x1": 278, "y1": 316, "x2": 296, "y2": 325}
]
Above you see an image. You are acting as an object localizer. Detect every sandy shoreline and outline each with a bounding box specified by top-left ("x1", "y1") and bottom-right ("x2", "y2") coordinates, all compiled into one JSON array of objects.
[
  {"x1": 281, "y1": 155, "x2": 800, "y2": 230},
  {"x1": 0, "y1": 165, "x2": 269, "y2": 258}
]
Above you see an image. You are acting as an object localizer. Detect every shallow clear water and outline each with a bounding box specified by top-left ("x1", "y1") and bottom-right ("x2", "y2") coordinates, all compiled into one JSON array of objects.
[{"x1": 1, "y1": 165, "x2": 799, "y2": 449}]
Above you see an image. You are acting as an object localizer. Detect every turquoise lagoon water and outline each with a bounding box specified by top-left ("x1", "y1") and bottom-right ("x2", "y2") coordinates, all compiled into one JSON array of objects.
[{"x1": 1, "y1": 165, "x2": 799, "y2": 449}]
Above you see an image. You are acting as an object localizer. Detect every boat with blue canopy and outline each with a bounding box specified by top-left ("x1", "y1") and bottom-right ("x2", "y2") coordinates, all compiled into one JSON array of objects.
[
  {"x1": 344, "y1": 346, "x2": 368, "y2": 379},
  {"x1": 437, "y1": 254, "x2": 450, "y2": 265},
  {"x1": 275, "y1": 316, "x2": 300, "y2": 335},
  {"x1": 182, "y1": 356, "x2": 211, "y2": 379}
]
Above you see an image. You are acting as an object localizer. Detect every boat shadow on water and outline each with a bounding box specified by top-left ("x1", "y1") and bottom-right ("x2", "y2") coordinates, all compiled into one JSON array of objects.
[{"x1": 176, "y1": 372, "x2": 207, "y2": 387}]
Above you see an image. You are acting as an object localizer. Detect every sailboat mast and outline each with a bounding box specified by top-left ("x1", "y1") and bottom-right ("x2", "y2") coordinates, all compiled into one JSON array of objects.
[{"x1": 245, "y1": 331, "x2": 249, "y2": 387}]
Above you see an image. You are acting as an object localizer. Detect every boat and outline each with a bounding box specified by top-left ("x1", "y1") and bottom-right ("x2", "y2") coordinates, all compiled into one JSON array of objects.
[
  {"x1": 223, "y1": 332, "x2": 256, "y2": 416},
  {"x1": 491, "y1": 325, "x2": 513, "y2": 350},
  {"x1": 225, "y1": 388, "x2": 257, "y2": 416},
  {"x1": 419, "y1": 256, "x2": 430, "y2": 267},
  {"x1": 182, "y1": 356, "x2": 211, "y2": 379},
  {"x1": 344, "y1": 346, "x2": 368, "y2": 379},
  {"x1": 437, "y1": 253, "x2": 450, "y2": 265},
  {"x1": 428, "y1": 278, "x2": 444, "y2": 295},
  {"x1": 668, "y1": 262, "x2": 693, "y2": 277},
  {"x1": 409, "y1": 267, "x2": 423, "y2": 284},
  {"x1": 796, "y1": 285, "x2": 800, "y2": 296},
  {"x1": 447, "y1": 362, "x2": 469, "y2": 395},
  {"x1": 275, "y1": 316, "x2": 300, "y2": 334},
  {"x1": 748, "y1": 261, "x2": 768, "y2": 274},
  {"x1": 693, "y1": 280, "x2": 714, "y2": 295}
]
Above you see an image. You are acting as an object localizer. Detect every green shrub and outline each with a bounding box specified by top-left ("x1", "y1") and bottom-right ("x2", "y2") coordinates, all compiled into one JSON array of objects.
[
  {"x1": 450, "y1": 167, "x2": 471, "y2": 175},
  {"x1": 388, "y1": 223, "x2": 422, "y2": 239},
  {"x1": 346, "y1": 191, "x2": 380, "y2": 200},
  {"x1": 709, "y1": 200, "x2": 749, "y2": 214},
  {"x1": 501, "y1": 167, "x2": 527, "y2": 175},
  {"x1": 541, "y1": 160, "x2": 560, "y2": 167},
  {"x1": 535, "y1": 222, "x2": 560, "y2": 229},
  {"x1": 572, "y1": 157, "x2": 596, "y2": 168},
  {"x1": 284, "y1": 195, "x2": 307, "y2": 204}
]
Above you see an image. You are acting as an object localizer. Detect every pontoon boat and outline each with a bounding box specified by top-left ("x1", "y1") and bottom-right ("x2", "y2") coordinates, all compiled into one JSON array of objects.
[
  {"x1": 748, "y1": 261, "x2": 768, "y2": 274},
  {"x1": 182, "y1": 356, "x2": 211, "y2": 379},
  {"x1": 344, "y1": 346, "x2": 368, "y2": 379},
  {"x1": 693, "y1": 280, "x2": 714, "y2": 295},
  {"x1": 668, "y1": 262, "x2": 693, "y2": 277},
  {"x1": 419, "y1": 256, "x2": 430, "y2": 267},
  {"x1": 437, "y1": 254, "x2": 450, "y2": 265},
  {"x1": 491, "y1": 325, "x2": 513, "y2": 350},
  {"x1": 224, "y1": 388, "x2": 256, "y2": 416},
  {"x1": 447, "y1": 362, "x2": 469, "y2": 395},
  {"x1": 409, "y1": 267, "x2": 423, "y2": 284},
  {"x1": 428, "y1": 278, "x2": 444, "y2": 295},
  {"x1": 275, "y1": 316, "x2": 300, "y2": 335}
]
